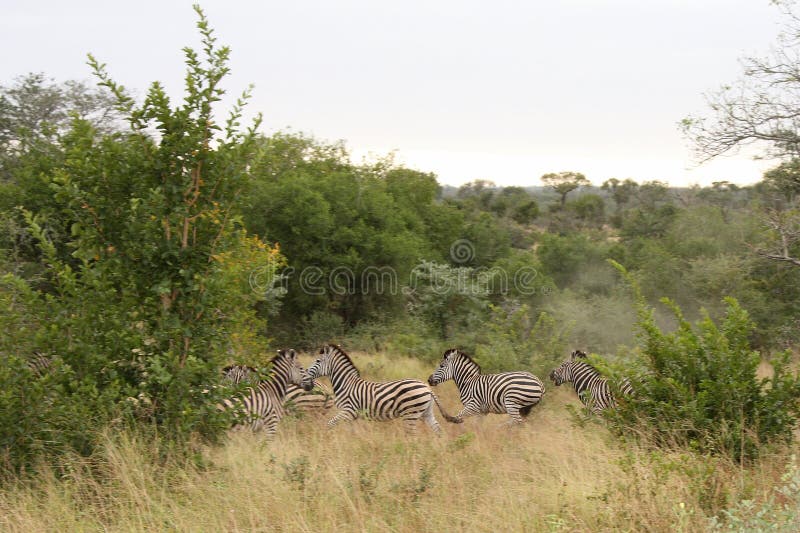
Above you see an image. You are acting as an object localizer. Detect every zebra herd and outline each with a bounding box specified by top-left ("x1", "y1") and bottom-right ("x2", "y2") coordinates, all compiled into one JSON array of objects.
[{"x1": 219, "y1": 345, "x2": 633, "y2": 438}]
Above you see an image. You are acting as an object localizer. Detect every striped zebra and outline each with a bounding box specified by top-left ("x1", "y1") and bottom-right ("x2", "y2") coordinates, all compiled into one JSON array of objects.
[
  {"x1": 427, "y1": 348, "x2": 545, "y2": 425},
  {"x1": 301, "y1": 344, "x2": 460, "y2": 434},
  {"x1": 27, "y1": 351, "x2": 54, "y2": 377},
  {"x1": 548, "y1": 350, "x2": 633, "y2": 414},
  {"x1": 222, "y1": 364, "x2": 259, "y2": 385},
  {"x1": 217, "y1": 349, "x2": 311, "y2": 436},
  {"x1": 222, "y1": 364, "x2": 334, "y2": 414}
]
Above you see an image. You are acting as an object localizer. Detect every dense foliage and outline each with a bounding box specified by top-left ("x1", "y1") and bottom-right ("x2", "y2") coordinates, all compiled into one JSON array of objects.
[
  {"x1": 0, "y1": 8, "x2": 280, "y2": 472},
  {"x1": 608, "y1": 264, "x2": 800, "y2": 461}
]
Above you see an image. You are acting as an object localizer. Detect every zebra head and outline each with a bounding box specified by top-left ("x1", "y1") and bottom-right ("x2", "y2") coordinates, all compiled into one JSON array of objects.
[
  {"x1": 302, "y1": 344, "x2": 336, "y2": 390},
  {"x1": 427, "y1": 348, "x2": 459, "y2": 386},
  {"x1": 276, "y1": 348, "x2": 312, "y2": 391},
  {"x1": 222, "y1": 364, "x2": 258, "y2": 385},
  {"x1": 549, "y1": 350, "x2": 585, "y2": 386}
]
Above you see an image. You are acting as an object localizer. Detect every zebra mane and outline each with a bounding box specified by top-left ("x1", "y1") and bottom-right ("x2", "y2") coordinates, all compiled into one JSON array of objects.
[
  {"x1": 269, "y1": 348, "x2": 298, "y2": 369},
  {"x1": 321, "y1": 344, "x2": 360, "y2": 376},
  {"x1": 447, "y1": 348, "x2": 482, "y2": 373},
  {"x1": 568, "y1": 350, "x2": 601, "y2": 375}
]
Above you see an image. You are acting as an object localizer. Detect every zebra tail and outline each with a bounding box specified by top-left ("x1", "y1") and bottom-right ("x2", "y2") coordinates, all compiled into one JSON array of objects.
[{"x1": 431, "y1": 392, "x2": 462, "y2": 424}]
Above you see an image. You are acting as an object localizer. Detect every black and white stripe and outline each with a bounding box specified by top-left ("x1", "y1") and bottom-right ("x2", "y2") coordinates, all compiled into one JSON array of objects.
[
  {"x1": 549, "y1": 350, "x2": 633, "y2": 414},
  {"x1": 222, "y1": 364, "x2": 259, "y2": 385},
  {"x1": 223, "y1": 363, "x2": 334, "y2": 414},
  {"x1": 301, "y1": 345, "x2": 458, "y2": 434},
  {"x1": 27, "y1": 351, "x2": 54, "y2": 377},
  {"x1": 283, "y1": 383, "x2": 334, "y2": 415},
  {"x1": 218, "y1": 349, "x2": 310, "y2": 436},
  {"x1": 427, "y1": 348, "x2": 545, "y2": 425}
]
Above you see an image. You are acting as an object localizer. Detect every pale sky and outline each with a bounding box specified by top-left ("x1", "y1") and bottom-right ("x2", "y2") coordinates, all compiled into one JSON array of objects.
[{"x1": 1, "y1": 1, "x2": 787, "y2": 187}]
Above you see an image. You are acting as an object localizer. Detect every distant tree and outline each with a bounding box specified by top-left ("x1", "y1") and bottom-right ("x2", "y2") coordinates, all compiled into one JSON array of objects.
[
  {"x1": 635, "y1": 180, "x2": 670, "y2": 209},
  {"x1": 511, "y1": 198, "x2": 539, "y2": 224},
  {"x1": 457, "y1": 179, "x2": 496, "y2": 210},
  {"x1": 752, "y1": 162, "x2": 800, "y2": 268},
  {"x1": 540, "y1": 171, "x2": 589, "y2": 208},
  {"x1": 696, "y1": 181, "x2": 740, "y2": 223},
  {"x1": 763, "y1": 160, "x2": 800, "y2": 202},
  {"x1": 0, "y1": 73, "x2": 120, "y2": 166},
  {"x1": 568, "y1": 193, "x2": 606, "y2": 228},
  {"x1": 621, "y1": 204, "x2": 679, "y2": 240},
  {"x1": 601, "y1": 178, "x2": 638, "y2": 214},
  {"x1": 487, "y1": 186, "x2": 539, "y2": 223}
]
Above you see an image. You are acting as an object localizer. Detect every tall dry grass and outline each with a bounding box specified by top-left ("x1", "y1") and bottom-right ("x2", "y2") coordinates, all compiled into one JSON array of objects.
[{"x1": 0, "y1": 351, "x2": 795, "y2": 532}]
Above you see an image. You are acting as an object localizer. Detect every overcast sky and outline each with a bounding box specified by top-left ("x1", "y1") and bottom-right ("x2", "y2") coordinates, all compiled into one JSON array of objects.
[{"x1": 1, "y1": 1, "x2": 788, "y2": 187}]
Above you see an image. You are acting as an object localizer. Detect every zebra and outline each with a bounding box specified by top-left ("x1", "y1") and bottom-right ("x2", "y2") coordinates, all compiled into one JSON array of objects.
[
  {"x1": 283, "y1": 383, "x2": 335, "y2": 415},
  {"x1": 222, "y1": 364, "x2": 334, "y2": 414},
  {"x1": 217, "y1": 348, "x2": 311, "y2": 436},
  {"x1": 548, "y1": 350, "x2": 633, "y2": 414},
  {"x1": 427, "y1": 348, "x2": 546, "y2": 425},
  {"x1": 26, "y1": 351, "x2": 54, "y2": 377},
  {"x1": 222, "y1": 364, "x2": 259, "y2": 385},
  {"x1": 301, "y1": 344, "x2": 460, "y2": 434}
]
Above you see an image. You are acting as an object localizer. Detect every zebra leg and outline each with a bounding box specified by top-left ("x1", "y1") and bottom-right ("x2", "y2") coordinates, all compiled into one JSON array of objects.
[
  {"x1": 504, "y1": 402, "x2": 525, "y2": 425},
  {"x1": 327, "y1": 409, "x2": 357, "y2": 428},
  {"x1": 262, "y1": 412, "x2": 282, "y2": 439},
  {"x1": 453, "y1": 404, "x2": 481, "y2": 423},
  {"x1": 420, "y1": 401, "x2": 442, "y2": 435},
  {"x1": 403, "y1": 417, "x2": 420, "y2": 436}
]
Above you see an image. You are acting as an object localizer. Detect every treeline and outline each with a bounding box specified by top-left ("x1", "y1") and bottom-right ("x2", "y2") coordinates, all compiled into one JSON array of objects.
[{"x1": 2, "y1": 8, "x2": 800, "y2": 473}]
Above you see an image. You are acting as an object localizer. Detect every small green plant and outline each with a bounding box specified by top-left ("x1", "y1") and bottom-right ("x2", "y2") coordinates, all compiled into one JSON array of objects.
[
  {"x1": 709, "y1": 456, "x2": 800, "y2": 531},
  {"x1": 449, "y1": 432, "x2": 475, "y2": 452},
  {"x1": 282, "y1": 455, "x2": 310, "y2": 492}
]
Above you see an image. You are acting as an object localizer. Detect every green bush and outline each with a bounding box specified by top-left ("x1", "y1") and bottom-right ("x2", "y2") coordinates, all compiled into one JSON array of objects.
[
  {"x1": 0, "y1": 8, "x2": 276, "y2": 474},
  {"x1": 297, "y1": 310, "x2": 345, "y2": 350},
  {"x1": 610, "y1": 261, "x2": 800, "y2": 461},
  {"x1": 474, "y1": 305, "x2": 570, "y2": 376}
]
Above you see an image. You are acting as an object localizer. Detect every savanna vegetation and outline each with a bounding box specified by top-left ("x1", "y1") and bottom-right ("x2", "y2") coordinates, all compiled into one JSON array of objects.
[{"x1": 3, "y1": 3, "x2": 800, "y2": 531}]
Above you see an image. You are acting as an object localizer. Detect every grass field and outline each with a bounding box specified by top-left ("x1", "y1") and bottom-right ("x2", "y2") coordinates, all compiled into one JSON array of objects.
[{"x1": 1, "y1": 351, "x2": 796, "y2": 532}]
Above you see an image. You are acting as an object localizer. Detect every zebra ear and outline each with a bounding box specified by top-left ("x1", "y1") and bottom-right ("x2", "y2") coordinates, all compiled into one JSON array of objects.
[
  {"x1": 287, "y1": 348, "x2": 297, "y2": 359},
  {"x1": 277, "y1": 349, "x2": 285, "y2": 356}
]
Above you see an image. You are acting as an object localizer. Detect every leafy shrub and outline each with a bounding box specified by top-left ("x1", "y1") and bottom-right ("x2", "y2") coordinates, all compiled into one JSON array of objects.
[
  {"x1": 609, "y1": 261, "x2": 800, "y2": 461},
  {"x1": 297, "y1": 310, "x2": 345, "y2": 350},
  {"x1": 0, "y1": 8, "x2": 277, "y2": 474},
  {"x1": 474, "y1": 304, "x2": 570, "y2": 376}
]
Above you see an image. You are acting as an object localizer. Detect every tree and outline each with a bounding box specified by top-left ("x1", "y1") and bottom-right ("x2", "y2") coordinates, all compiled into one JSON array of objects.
[
  {"x1": 0, "y1": 6, "x2": 283, "y2": 471},
  {"x1": 540, "y1": 171, "x2": 589, "y2": 208},
  {"x1": 683, "y1": 2, "x2": 800, "y2": 161},
  {"x1": 568, "y1": 193, "x2": 606, "y2": 228},
  {"x1": 601, "y1": 178, "x2": 638, "y2": 214},
  {"x1": 0, "y1": 73, "x2": 120, "y2": 177},
  {"x1": 457, "y1": 179, "x2": 496, "y2": 210}
]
